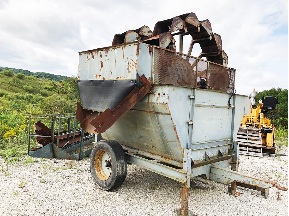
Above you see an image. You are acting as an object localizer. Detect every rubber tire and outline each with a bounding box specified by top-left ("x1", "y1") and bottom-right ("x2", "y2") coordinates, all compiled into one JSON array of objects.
[{"x1": 90, "y1": 140, "x2": 127, "y2": 191}]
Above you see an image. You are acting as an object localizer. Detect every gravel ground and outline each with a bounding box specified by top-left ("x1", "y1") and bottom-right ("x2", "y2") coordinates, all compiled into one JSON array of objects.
[{"x1": 0, "y1": 146, "x2": 288, "y2": 216}]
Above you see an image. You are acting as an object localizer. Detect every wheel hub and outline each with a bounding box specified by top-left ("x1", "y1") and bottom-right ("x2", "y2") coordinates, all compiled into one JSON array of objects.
[{"x1": 94, "y1": 149, "x2": 112, "y2": 180}]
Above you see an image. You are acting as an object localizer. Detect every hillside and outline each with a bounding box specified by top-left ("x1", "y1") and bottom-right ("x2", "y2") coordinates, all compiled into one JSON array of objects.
[
  {"x1": 0, "y1": 67, "x2": 68, "y2": 81},
  {"x1": 0, "y1": 69, "x2": 80, "y2": 161}
]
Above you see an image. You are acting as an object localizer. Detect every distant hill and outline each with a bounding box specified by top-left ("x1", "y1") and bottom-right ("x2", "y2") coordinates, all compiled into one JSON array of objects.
[{"x1": 0, "y1": 66, "x2": 69, "y2": 81}]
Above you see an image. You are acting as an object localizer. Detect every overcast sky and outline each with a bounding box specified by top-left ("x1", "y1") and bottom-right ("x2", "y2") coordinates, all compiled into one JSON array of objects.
[{"x1": 0, "y1": 0, "x2": 287, "y2": 95}]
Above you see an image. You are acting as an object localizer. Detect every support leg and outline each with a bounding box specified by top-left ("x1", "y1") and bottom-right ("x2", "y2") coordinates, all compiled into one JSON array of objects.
[
  {"x1": 228, "y1": 180, "x2": 237, "y2": 196},
  {"x1": 261, "y1": 188, "x2": 269, "y2": 199},
  {"x1": 176, "y1": 183, "x2": 193, "y2": 216}
]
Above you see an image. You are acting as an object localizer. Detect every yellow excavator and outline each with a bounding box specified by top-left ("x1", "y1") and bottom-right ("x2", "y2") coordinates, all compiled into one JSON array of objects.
[{"x1": 237, "y1": 89, "x2": 277, "y2": 156}]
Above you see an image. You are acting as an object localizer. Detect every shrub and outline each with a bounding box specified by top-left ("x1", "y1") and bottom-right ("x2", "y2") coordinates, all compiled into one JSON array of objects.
[
  {"x1": 1, "y1": 69, "x2": 14, "y2": 77},
  {"x1": 40, "y1": 89, "x2": 49, "y2": 97},
  {"x1": 16, "y1": 73, "x2": 25, "y2": 79},
  {"x1": 0, "y1": 90, "x2": 6, "y2": 97},
  {"x1": 23, "y1": 85, "x2": 34, "y2": 93}
]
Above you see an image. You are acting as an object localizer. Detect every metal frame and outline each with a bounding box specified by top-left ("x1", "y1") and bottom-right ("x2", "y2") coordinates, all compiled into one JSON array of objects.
[{"x1": 28, "y1": 113, "x2": 94, "y2": 160}]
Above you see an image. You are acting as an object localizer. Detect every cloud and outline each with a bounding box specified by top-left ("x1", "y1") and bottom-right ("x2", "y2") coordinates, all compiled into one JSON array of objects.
[{"x1": 0, "y1": 0, "x2": 287, "y2": 94}]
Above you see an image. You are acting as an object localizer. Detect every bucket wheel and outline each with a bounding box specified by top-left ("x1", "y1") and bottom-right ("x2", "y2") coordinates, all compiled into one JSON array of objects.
[{"x1": 90, "y1": 140, "x2": 127, "y2": 191}]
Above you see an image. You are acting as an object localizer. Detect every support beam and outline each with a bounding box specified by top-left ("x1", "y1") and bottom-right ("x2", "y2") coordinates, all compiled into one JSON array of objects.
[
  {"x1": 209, "y1": 165, "x2": 287, "y2": 198},
  {"x1": 179, "y1": 34, "x2": 183, "y2": 53}
]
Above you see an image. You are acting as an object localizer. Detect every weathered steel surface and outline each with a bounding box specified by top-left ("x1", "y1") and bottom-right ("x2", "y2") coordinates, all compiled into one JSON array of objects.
[
  {"x1": 34, "y1": 121, "x2": 52, "y2": 145},
  {"x1": 171, "y1": 17, "x2": 187, "y2": 33},
  {"x1": 29, "y1": 143, "x2": 53, "y2": 158},
  {"x1": 126, "y1": 153, "x2": 187, "y2": 183},
  {"x1": 210, "y1": 166, "x2": 288, "y2": 192},
  {"x1": 153, "y1": 47, "x2": 197, "y2": 88},
  {"x1": 159, "y1": 32, "x2": 174, "y2": 49},
  {"x1": 28, "y1": 113, "x2": 95, "y2": 161},
  {"x1": 112, "y1": 26, "x2": 153, "y2": 46},
  {"x1": 175, "y1": 184, "x2": 192, "y2": 216},
  {"x1": 79, "y1": 40, "x2": 234, "y2": 92},
  {"x1": 103, "y1": 109, "x2": 184, "y2": 163},
  {"x1": 124, "y1": 30, "x2": 139, "y2": 43},
  {"x1": 79, "y1": 75, "x2": 152, "y2": 134},
  {"x1": 33, "y1": 121, "x2": 83, "y2": 148},
  {"x1": 78, "y1": 43, "x2": 138, "y2": 80},
  {"x1": 185, "y1": 12, "x2": 200, "y2": 31}
]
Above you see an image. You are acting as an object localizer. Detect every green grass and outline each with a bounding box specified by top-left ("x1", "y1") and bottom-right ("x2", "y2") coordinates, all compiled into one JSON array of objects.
[
  {"x1": 275, "y1": 128, "x2": 288, "y2": 147},
  {"x1": 18, "y1": 179, "x2": 27, "y2": 188},
  {"x1": 152, "y1": 183, "x2": 158, "y2": 190},
  {"x1": 23, "y1": 157, "x2": 38, "y2": 164}
]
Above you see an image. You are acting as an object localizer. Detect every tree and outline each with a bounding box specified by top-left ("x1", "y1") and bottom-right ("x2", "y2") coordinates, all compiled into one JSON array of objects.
[{"x1": 255, "y1": 88, "x2": 288, "y2": 129}]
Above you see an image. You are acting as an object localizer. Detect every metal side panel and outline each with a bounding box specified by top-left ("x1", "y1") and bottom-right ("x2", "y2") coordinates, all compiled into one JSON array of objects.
[
  {"x1": 78, "y1": 43, "x2": 138, "y2": 80},
  {"x1": 132, "y1": 85, "x2": 170, "y2": 114},
  {"x1": 190, "y1": 140, "x2": 231, "y2": 161},
  {"x1": 102, "y1": 109, "x2": 184, "y2": 163},
  {"x1": 168, "y1": 86, "x2": 193, "y2": 149},
  {"x1": 137, "y1": 42, "x2": 153, "y2": 80},
  {"x1": 232, "y1": 94, "x2": 250, "y2": 141},
  {"x1": 191, "y1": 106, "x2": 232, "y2": 143}
]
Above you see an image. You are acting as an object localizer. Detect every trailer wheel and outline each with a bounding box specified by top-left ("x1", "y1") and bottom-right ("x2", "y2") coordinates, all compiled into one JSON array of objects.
[{"x1": 90, "y1": 140, "x2": 127, "y2": 191}]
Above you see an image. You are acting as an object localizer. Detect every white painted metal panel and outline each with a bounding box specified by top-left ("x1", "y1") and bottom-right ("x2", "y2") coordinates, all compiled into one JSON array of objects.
[
  {"x1": 192, "y1": 89, "x2": 232, "y2": 143},
  {"x1": 137, "y1": 42, "x2": 153, "y2": 79},
  {"x1": 78, "y1": 43, "x2": 138, "y2": 80}
]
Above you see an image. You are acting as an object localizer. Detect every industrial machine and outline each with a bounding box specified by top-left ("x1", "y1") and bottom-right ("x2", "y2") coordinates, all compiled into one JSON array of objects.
[
  {"x1": 28, "y1": 113, "x2": 95, "y2": 160},
  {"x1": 237, "y1": 89, "x2": 277, "y2": 156},
  {"x1": 27, "y1": 13, "x2": 286, "y2": 216}
]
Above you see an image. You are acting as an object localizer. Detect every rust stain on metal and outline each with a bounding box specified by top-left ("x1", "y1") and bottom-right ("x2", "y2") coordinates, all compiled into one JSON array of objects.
[
  {"x1": 207, "y1": 63, "x2": 230, "y2": 91},
  {"x1": 171, "y1": 16, "x2": 187, "y2": 33},
  {"x1": 185, "y1": 12, "x2": 200, "y2": 29},
  {"x1": 149, "y1": 45, "x2": 153, "y2": 54},
  {"x1": 159, "y1": 32, "x2": 173, "y2": 49},
  {"x1": 77, "y1": 75, "x2": 152, "y2": 134},
  {"x1": 139, "y1": 25, "x2": 153, "y2": 37},
  {"x1": 33, "y1": 120, "x2": 86, "y2": 149},
  {"x1": 154, "y1": 47, "x2": 196, "y2": 88},
  {"x1": 179, "y1": 183, "x2": 189, "y2": 216},
  {"x1": 171, "y1": 118, "x2": 184, "y2": 158}
]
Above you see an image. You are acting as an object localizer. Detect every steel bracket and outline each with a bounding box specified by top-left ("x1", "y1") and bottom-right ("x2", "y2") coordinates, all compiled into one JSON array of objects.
[
  {"x1": 231, "y1": 141, "x2": 239, "y2": 171},
  {"x1": 183, "y1": 148, "x2": 192, "y2": 187}
]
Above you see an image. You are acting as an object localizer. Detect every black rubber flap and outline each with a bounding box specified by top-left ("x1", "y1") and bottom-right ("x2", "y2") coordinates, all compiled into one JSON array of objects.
[{"x1": 78, "y1": 80, "x2": 137, "y2": 112}]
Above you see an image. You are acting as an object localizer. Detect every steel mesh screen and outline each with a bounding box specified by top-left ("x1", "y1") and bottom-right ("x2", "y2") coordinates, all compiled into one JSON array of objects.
[
  {"x1": 207, "y1": 63, "x2": 235, "y2": 93},
  {"x1": 153, "y1": 46, "x2": 235, "y2": 92},
  {"x1": 153, "y1": 47, "x2": 196, "y2": 88}
]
